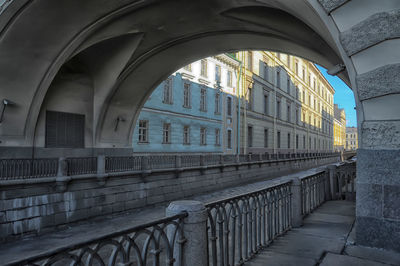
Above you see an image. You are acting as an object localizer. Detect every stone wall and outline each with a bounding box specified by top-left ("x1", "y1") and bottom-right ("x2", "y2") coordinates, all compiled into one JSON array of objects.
[{"x1": 0, "y1": 155, "x2": 339, "y2": 242}]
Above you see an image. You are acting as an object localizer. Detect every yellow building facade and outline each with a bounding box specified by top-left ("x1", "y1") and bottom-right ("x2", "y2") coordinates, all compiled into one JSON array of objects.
[
  {"x1": 333, "y1": 104, "x2": 346, "y2": 151},
  {"x1": 235, "y1": 51, "x2": 335, "y2": 154}
]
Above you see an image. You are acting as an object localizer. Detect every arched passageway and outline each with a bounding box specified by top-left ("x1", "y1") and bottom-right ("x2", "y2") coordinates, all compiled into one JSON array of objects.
[{"x1": 0, "y1": 0, "x2": 399, "y2": 252}]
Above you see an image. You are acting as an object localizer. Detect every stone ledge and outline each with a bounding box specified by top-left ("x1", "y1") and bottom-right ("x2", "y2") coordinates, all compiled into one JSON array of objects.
[
  {"x1": 317, "y1": 0, "x2": 349, "y2": 14},
  {"x1": 340, "y1": 10, "x2": 400, "y2": 56},
  {"x1": 356, "y1": 64, "x2": 400, "y2": 101}
]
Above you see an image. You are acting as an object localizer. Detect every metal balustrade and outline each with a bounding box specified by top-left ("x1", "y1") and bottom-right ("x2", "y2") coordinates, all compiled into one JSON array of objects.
[
  {"x1": 15, "y1": 212, "x2": 188, "y2": 266},
  {"x1": 181, "y1": 155, "x2": 201, "y2": 167},
  {"x1": 205, "y1": 181, "x2": 292, "y2": 266},
  {"x1": 149, "y1": 155, "x2": 176, "y2": 169},
  {"x1": 105, "y1": 156, "x2": 142, "y2": 173},
  {"x1": 222, "y1": 154, "x2": 236, "y2": 163},
  {"x1": 0, "y1": 158, "x2": 58, "y2": 180},
  {"x1": 205, "y1": 155, "x2": 222, "y2": 166},
  {"x1": 66, "y1": 157, "x2": 97, "y2": 176},
  {"x1": 300, "y1": 171, "x2": 327, "y2": 216}
]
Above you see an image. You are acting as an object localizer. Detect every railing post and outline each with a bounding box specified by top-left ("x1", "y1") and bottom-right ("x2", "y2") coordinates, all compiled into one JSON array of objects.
[
  {"x1": 175, "y1": 155, "x2": 183, "y2": 178},
  {"x1": 290, "y1": 177, "x2": 303, "y2": 227},
  {"x1": 328, "y1": 165, "x2": 338, "y2": 200},
  {"x1": 56, "y1": 157, "x2": 70, "y2": 192},
  {"x1": 97, "y1": 155, "x2": 106, "y2": 185},
  {"x1": 141, "y1": 156, "x2": 151, "y2": 178},
  {"x1": 166, "y1": 200, "x2": 208, "y2": 266}
]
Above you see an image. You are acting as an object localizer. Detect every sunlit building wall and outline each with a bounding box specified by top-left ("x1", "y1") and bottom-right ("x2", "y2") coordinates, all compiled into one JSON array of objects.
[
  {"x1": 333, "y1": 104, "x2": 346, "y2": 151},
  {"x1": 346, "y1": 127, "x2": 358, "y2": 151},
  {"x1": 236, "y1": 51, "x2": 335, "y2": 154}
]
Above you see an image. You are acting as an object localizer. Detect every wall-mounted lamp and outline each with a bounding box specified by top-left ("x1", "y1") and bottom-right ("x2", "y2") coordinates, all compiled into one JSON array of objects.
[
  {"x1": 327, "y1": 64, "x2": 346, "y2": 76},
  {"x1": 0, "y1": 99, "x2": 16, "y2": 123},
  {"x1": 114, "y1": 116, "x2": 126, "y2": 132}
]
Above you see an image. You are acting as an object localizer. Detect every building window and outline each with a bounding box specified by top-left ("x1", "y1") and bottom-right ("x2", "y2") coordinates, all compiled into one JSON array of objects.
[
  {"x1": 247, "y1": 87, "x2": 253, "y2": 110},
  {"x1": 227, "y1": 97, "x2": 232, "y2": 116},
  {"x1": 264, "y1": 129, "x2": 268, "y2": 148},
  {"x1": 296, "y1": 108, "x2": 299, "y2": 124},
  {"x1": 183, "y1": 83, "x2": 191, "y2": 108},
  {"x1": 287, "y1": 78, "x2": 290, "y2": 94},
  {"x1": 163, "y1": 123, "x2": 171, "y2": 144},
  {"x1": 227, "y1": 129, "x2": 232, "y2": 149},
  {"x1": 247, "y1": 51, "x2": 253, "y2": 71},
  {"x1": 264, "y1": 63, "x2": 269, "y2": 80},
  {"x1": 276, "y1": 99, "x2": 281, "y2": 119},
  {"x1": 227, "y1": 70, "x2": 232, "y2": 87},
  {"x1": 201, "y1": 59, "x2": 208, "y2": 77},
  {"x1": 138, "y1": 120, "x2": 149, "y2": 143},
  {"x1": 288, "y1": 133, "x2": 291, "y2": 149},
  {"x1": 45, "y1": 111, "x2": 85, "y2": 148},
  {"x1": 183, "y1": 126, "x2": 190, "y2": 145},
  {"x1": 287, "y1": 55, "x2": 290, "y2": 67},
  {"x1": 296, "y1": 88, "x2": 299, "y2": 99},
  {"x1": 248, "y1": 126, "x2": 253, "y2": 147},
  {"x1": 303, "y1": 135, "x2": 306, "y2": 149},
  {"x1": 215, "y1": 93, "x2": 221, "y2": 114},
  {"x1": 296, "y1": 134, "x2": 299, "y2": 149},
  {"x1": 264, "y1": 94, "x2": 268, "y2": 115},
  {"x1": 302, "y1": 67, "x2": 305, "y2": 80},
  {"x1": 163, "y1": 77, "x2": 173, "y2": 104},
  {"x1": 313, "y1": 78, "x2": 316, "y2": 89},
  {"x1": 200, "y1": 127, "x2": 207, "y2": 145},
  {"x1": 276, "y1": 70, "x2": 281, "y2": 88},
  {"x1": 215, "y1": 128, "x2": 220, "y2": 146},
  {"x1": 309, "y1": 137, "x2": 312, "y2": 149},
  {"x1": 184, "y1": 64, "x2": 192, "y2": 71},
  {"x1": 200, "y1": 87, "x2": 207, "y2": 111},
  {"x1": 215, "y1": 65, "x2": 221, "y2": 83},
  {"x1": 287, "y1": 104, "x2": 291, "y2": 122},
  {"x1": 302, "y1": 91, "x2": 305, "y2": 103},
  {"x1": 277, "y1": 131, "x2": 281, "y2": 149},
  {"x1": 295, "y1": 61, "x2": 299, "y2": 75}
]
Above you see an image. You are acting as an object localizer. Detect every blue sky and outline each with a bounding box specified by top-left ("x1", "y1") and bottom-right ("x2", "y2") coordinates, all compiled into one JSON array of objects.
[{"x1": 316, "y1": 65, "x2": 357, "y2": 127}]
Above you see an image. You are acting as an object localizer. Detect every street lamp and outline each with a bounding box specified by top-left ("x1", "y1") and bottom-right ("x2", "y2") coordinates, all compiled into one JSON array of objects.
[{"x1": 0, "y1": 99, "x2": 16, "y2": 123}]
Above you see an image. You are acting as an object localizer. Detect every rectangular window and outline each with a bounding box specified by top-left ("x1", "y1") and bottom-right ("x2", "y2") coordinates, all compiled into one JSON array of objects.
[
  {"x1": 201, "y1": 59, "x2": 208, "y2": 77},
  {"x1": 276, "y1": 70, "x2": 281, "y2": 88},
  {"x1": 227, "y1": 70, "x2": 232, "y2": 87},
  {"x1": 227, "y1": 97, "x2": 232, "y2": 116},
  {"x1": 264, "y1": 94, "x2": 268, "y2": 115},
  {"x1": 296, "y1": 134, "x2": 299, "y2": 149},
  {"x1": 287, "y1": 78, "x2": 290, "y2": 94},
  {"x1": 277, "y1": 131, "x2": 281, "y2": 149},
  {"x1": 163, "y1": 77, "x2": 173, "y2": 104},
  {"x1": 276, "y1": 99, "x2": 281, "y2": 119},
  {"x1": 287, "y1": 55, "x2": 290, "y2": 67},
  {"x1": 200, "y1": 87, "x2": 207, "y2": 111},
  {"x1": 302, "y1": 67, "x2": 305, "y2": 80},
  {"x1": 215, "y1": 65, "x2": 221, "y2": 82},
  {"x1": 309, "y1": 137, "x2": 311, "y2": 149},
  {"x1": 215, "y1": 128, "x2": 220, "y2": 146},
  {"x1": 303, "y1": 135, "x2": 306, "y2": 149},
  {"x1": 138, "y1": 120, "x2": 148, "y2": 143},
  {"x1": 264, "y1": 63, "x2": 268, "y2": 80},
  {"x1": 264, "y1": 129, "x2": 268, "y2": 148},
  {"x1": 183, "y1": 126, "x2": 190, "y2": 145},
  {"x1": 296, "y1": 109, "x2": 299, "y2": 124},
  {"x1": 163, "y1": 123, "x2": 171, "y2": 144},
  {"x1": 247, "y1": 87, "x2": 252, "y2": 110},
  {"x1": 215, "y1": 93, "x2": 220, "y2": 114},
  {"x1": 227, "y1": 130, "x2": 232, "y2": 149},
  {"x1": 45, "y1": 111, "x2": 85, "y2": 148},
  {"x1": 183, "y1": 83, "x2": 191, "y2": 108},
  {"x1": 247, "y1": 51, "x2": 253, "y2": 71},
  {"x1": 295, "y1": 61, "x2": 299, "y2": 75},
  {"x1": 248, "y1": 126, "x2": 253, "y2": 147},
  {"x1": 200, "y1": 127, "x2": 207, "y2": 145},
  {"x1": 287, "y1": 133, "x2": 291, "y2": 149},
  {"x1": 287, "y1": 104, "x2": 291, "y2": 122}
]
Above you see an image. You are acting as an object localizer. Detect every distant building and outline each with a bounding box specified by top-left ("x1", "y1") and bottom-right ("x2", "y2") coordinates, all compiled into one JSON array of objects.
[
  {"x1": 132, "y1": 54, "x2": 240, "y2": 153},
  {"x1": 235, "y1": 51, "x2": 335, "y2": 154},
  {"x1": 346, "y1": 127, "x2": 358, "y2": 150},
  {"x1": 333, "y1": 104, "x2": 346, "y2": 151}
]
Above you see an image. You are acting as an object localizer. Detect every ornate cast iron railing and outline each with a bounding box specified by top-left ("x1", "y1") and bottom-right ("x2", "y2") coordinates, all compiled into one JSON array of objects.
[
  {"x1": 300, "y1": 171, "x2": 327, "y2": 216},
  {"x1": 0, "y1": 158, "x2": 58, "y2": 180},
  {"x1": 181, "y1": 155, "x2": 201, "y2": 167},
  {"x1": 14, "y1": 212, "x2": 188, "y2": 266},
  {"x1": 149, "y1": 155, "x2": 176, "y2": 170},
  {"x1": 336, "y1": 161, "x2": 356, "y2": 201},
  {"x1": 205, "y1": 181, "x2": 292, "y2": 266},
  {"x1": 105, "y1": 156, "x2": 142, "y2": 173},
  {"x1": 66, "y1": 157, "x2": 97, "y2": 176}
]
